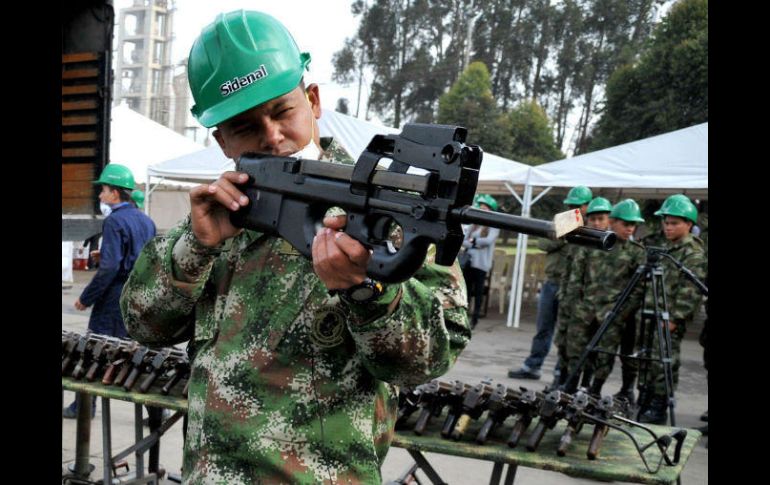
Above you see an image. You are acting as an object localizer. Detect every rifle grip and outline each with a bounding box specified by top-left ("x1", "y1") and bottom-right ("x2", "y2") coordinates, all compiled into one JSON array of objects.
[
  {"x1": 138, "y1": 370, "x2": 158, "y2": 393},
  {"x1": 114, "y1": 363, "x2": 130, "y2": 387},
  {"x1": 476, "y1": 418, "x2": 495, "y2": 445},
  {"x1": 102, "y1": 365, "x2": 116, "y2": 385},
  {"x1": 441, "y1": 412, "x2": 458, "y2": 438},
  {"x1": 557, "y1": 427, "x2": 574, "y2": 456},
  {"x1": 587, "y1": 424, "x2": 608, "y2": 460},
  {"x1": 71, "y1": 360, "x2": 86, "y2": 380},
  {"x1": 526, "y1": 420, "x2": 547, "y2": 451},
  {"x1": 123, "y1": 367, "x2": 141, "y2": 392},
  {"x1": 62, "y1": 356, "x2": 72, "y2": 375},
  {"x1": 451, "y1": 414, "x2": 472, "y2": 441},
  {"x1": 85, "y1": 362, "x2": 100, "y2": 382},
  {"x1": 161, "y1": 372, "x2": 182, "y2": 395},
  {"x1": 508, "y1": 418, "x2": 528, "y2": 448},
  {"x1": 414, "y1": 408, "x2": 431, "y2": 435}
]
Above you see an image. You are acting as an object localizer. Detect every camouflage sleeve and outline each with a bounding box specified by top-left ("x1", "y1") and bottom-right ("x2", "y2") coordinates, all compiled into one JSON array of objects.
[
  {"x1": 538, "y1": 238, "x2": 566, "y2": 253},
  {"x1": 668, "y1": 247, "x2": 707, "y2": 321},
  {"x1": 120, "y1": 216, "x2": 220, "y2": 346},
  {"x1": 564, "y1": 246, "x2": 586, "y2": 303},
  {"x1": 344, "y1": 259, "x2": 471, "y2": 387}
]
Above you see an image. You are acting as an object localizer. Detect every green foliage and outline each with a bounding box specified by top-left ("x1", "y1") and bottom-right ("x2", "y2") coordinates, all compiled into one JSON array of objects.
[
  {"x1": 506, "y1": 100, "x2": 564, "y2": 164},
  {"x1": 591, "y1": 0, "x2": 707, "y2": 149},
  {"x1": 437, "y1": 61, "x2": 512, "y2": 156}
]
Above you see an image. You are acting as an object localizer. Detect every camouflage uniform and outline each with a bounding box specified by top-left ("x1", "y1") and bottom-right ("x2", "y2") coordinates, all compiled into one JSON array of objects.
[
  {"x1": 553, "y1": 242, "x2": 579, "y2": 376},
  {"x1": 120, "y1": 138, "x2": 471, "y2": 484},
  {"x1": 577, "y1": 239, "x2": 646, "y2": 385},
  {"x1": 639, "y1": 233, "x2": 706, "y2": 398}
]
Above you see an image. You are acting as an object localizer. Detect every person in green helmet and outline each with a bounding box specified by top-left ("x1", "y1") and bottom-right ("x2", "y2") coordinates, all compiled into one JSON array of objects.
[
  {"x1": 461, "y1": 194, "x2": 501, "y2": 328},
  {"x1": 560, "y1": 197, "x2": 615, "y2": 391},
  {"x1": 509, "y1": 185, "x2": 592, "y2": 381},
  {"x1": 64, "y1": 164, "x2": 156, "y2": 419},
  {"x1": 575, "y1": 199, "x2": 647, "y2": 399},
  {"x1": 120, "y1": 11, "x2": 470, "y2": 484},
  {"x1": 130, "y1": 189, "x2": 145, "y2": 209},
  {"x1": 637, "y1": 194, "x2": 706, "y2": 425}
]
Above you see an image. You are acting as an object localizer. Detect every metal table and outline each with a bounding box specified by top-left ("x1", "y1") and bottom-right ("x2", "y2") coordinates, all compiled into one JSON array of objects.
[
  {"x1": 62, "y1": 377, "x2": 187, "y2": 485},
  {"x1": 390, "y1": 412, "x2": 701, "y2": 485}
]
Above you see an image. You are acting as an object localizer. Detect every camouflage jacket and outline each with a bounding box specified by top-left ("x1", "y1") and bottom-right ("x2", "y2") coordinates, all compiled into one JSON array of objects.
[
  {"x1": 567, "y1": 238, "x2": 646, "y2": 324},
  {"x1": 557, "y1": 243, "x2": 581, "y2": 304},
  {"x1": 648, "y1": 233, "x2": 706, "y2": 325},
  {"x1": 120, "y1": 138, "x2": 471, "y2": 484},
  {"x1": 537, "y1": 238, "x2": 567, "y2": 283}
]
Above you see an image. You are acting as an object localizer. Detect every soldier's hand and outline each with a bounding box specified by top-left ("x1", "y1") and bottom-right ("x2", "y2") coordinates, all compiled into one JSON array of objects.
[
  {"x1": 312, "y1": 215, "x2": 370, "y2": 290},
  {"x1": 74, "y1": 298, "x2": 88, "y2": 311},
  {"x1": 189, "y1": 171, "x2": 249, "y2": 247}
]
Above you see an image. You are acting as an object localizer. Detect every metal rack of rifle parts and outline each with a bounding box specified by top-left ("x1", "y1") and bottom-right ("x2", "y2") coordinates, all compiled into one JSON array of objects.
[
  {"x1": 391, "y1": 378, "x2": 691, "y2": 485},
  {"x1": 62, "y1": 330, "x2": 189, "y2": 485}
]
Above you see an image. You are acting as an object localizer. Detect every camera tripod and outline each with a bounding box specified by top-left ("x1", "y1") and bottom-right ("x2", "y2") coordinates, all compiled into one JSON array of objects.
[{"x1": 561, "y1": 245, "x2": 708, "y2": 428}]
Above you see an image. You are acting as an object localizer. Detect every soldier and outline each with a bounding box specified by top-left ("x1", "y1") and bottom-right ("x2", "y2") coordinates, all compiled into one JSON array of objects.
[
  {"x1": 561, "y1": 197, "x2": 613, "y2": 392},
  {"x1": 509, "y1": 185, "x2": 592, "y2": 381},
  {"x1": 637, "y1": 195, "x2": 706, "y2": 424},
  {"x1": 120, "y1": 11, "x2": 470, "y2": 484},
  {"x1": 582, "y1": 199, "x2": 647, "y2": 398}
]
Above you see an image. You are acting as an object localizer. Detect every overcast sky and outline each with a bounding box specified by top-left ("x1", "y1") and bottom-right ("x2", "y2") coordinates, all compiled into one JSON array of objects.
[{"x1": 113, "y1": 0, "x2": 364, "y2": 118}]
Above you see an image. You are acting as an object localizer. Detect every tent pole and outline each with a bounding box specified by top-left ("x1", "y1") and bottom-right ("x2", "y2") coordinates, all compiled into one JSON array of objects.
[
  {"x1": 512, "y1": 184, "x2": 533, "y2": 328},
  {"x1": 504, "y1": 182, "x2": 523, "y2": 328}
]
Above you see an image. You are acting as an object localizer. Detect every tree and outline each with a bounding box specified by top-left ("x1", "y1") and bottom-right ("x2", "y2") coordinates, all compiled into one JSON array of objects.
[
  {"x1": 590, "y1": 0, "x2": 707, "y2": 149},
  {"x1": 506, "y1": 99, "x2": 564, "y2": 165},
  {"x1": 437, "y1": 61, "x2": 511, "y2": 156}
]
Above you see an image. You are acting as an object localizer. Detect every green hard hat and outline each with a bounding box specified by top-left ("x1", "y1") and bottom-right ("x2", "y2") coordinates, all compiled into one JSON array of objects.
[
  {"x1": 131, "y1": 190, "x2": 145, "y2": 209},
  {"x1": 188, "y1": 10, "x2": 312, "y2": 128},
  {"x1": 654, "y1": 194, "x2": 698, "y2": 223},
  {"x1": 586, "y1": 197, "x2": 613, "y2": 215},
  {"x1": 563, "y1": 186, "x2": 593, "y2": 205},
  {"x1": 473, "y1": 193, "x2": 499, "y2": 211},
  {"x1": 93, "y1": 164, "x2": 135, "y2": 190},
  {"x1": 610, "y1": 199, "x2": 645, "y2": 223}
]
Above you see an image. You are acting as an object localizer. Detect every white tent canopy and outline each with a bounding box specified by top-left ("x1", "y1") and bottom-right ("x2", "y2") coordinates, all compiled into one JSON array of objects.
[
  {"x1": 110, "y1": 104, "x2": 204, "y2": 183},
  {"x1": 530, "y1": 123, "x2": 708, "y2": 197}
]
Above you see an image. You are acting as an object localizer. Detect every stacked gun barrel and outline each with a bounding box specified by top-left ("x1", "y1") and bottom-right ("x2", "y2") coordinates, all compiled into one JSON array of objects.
[
  {"x1": 397, "y1": 379, "x2": 635, "y2": 461},
  {"x1": 62, "y1": 331, "x2": 190, "y2": 398}
]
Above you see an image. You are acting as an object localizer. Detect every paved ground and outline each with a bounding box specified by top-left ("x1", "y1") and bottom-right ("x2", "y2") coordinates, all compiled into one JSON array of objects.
[{"x1": 62, "y1": 270, "x2": 707, "y2": 484}]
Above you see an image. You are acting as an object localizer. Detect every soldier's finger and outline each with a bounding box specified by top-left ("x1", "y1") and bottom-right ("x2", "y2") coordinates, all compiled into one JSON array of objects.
[
  {"x1": 323, "y1": 215, "x2": 347, "y2": 231},
  {"x1": 209, "y1": 178, "x2": 250, "y2": 211},
  {"x1": 333, "y1": 231, "x2": 369, "y2": 267}
]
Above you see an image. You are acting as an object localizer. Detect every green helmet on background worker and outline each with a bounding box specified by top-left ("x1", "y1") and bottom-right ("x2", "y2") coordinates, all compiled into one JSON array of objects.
[
  {"x1": 93, "y1": 164, "x2": 135, "y2": 190},
  {"x1": 188, "y1": 10, "x2": 312, "y2": 128},
  {"x1": 131, "y1": 190, "x2": 145, "y2": 209},
  {"x1": 473, "y1": 193, "x2": 499, "y2": 211},
  {"x1": 563, "y1": 186, "x2": 593, "y2": 205},
  {"x1": 586, "y1": 197, "x2": 613, "y2": 215},
  {"x1": 654, "y1": 194, "x2": 698, "y2": 223},
  {"x1": 610, "y1": 199, "x2": 645, "y2": 223}
]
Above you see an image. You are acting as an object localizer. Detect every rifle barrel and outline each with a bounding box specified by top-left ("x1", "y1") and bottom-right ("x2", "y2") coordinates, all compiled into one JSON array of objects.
[{"x1": 452, "y1": 207, "x2": 616, "y2": 250}]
